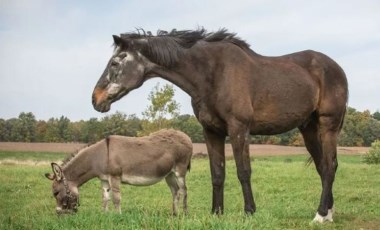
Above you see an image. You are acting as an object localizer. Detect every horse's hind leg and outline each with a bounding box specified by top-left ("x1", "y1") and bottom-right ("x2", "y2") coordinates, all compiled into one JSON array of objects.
[
  {"x1": 165, "y1": 173, "x2": 180, "y2": 216},
  {"x1": 299, "y1": 114, "x2": 339, "y2": 223},
  {"x1": 316, "y1": 115, "x2": 340, "y2": 222}
]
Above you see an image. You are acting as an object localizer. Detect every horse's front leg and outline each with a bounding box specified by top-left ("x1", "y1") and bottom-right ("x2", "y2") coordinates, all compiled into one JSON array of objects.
[
  {"x1": 228, "y1": 121, "x2": 256, "y2": 214},
  {"x1": 204, "y1": 128, "x2": 226, "y2": 215}
]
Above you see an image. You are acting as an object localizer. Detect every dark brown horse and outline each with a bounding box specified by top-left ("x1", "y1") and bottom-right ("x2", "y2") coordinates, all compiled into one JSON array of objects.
[{"x1": 92, "y1": 28, "x2": 348, "y2": 223}]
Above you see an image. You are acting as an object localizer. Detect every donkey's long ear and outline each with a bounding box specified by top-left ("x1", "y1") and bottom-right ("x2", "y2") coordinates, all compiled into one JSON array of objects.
[
  {"x1": 45, "y1": 173, "x2": 55, "y2": 180},
  {"x1": 51, "y1": 163, "x2": 63, "y2": 181}
]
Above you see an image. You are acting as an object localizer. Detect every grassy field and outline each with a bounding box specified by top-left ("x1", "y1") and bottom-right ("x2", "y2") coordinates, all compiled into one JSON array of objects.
[{"x1": 0, "y1": 152, "x2": 379, "y2": 229}]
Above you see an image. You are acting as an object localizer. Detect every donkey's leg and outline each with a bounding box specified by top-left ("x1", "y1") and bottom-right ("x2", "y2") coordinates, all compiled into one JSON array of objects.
[
  {"x1": 177, "y1": 175, "x2": 188, "y2": 215},
  {"x1": 228, "y1": 121, "x2": 255, "y2": 214},
  {"x1": 101, "y1": 180, "x2": 111, "y2": 212},
  {"x1": 110, "y1": 176, "x2": 122, "y2": 214},
  {"x1": 165, "y1": 172, "x2": 180, "y2": 216},
  {"x1": 204, "y1": 128, "x2": 226, "y2": 215}
]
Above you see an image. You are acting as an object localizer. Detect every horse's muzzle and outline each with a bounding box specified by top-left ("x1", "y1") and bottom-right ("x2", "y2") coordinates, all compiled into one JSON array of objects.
[{"x1": 92, "y1": 91, "x2": 111, "y2": 112}]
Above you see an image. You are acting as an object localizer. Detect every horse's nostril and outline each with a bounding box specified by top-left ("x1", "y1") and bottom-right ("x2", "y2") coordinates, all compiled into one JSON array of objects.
[{"x1": 92, "y1": 95, "x2": 96, "y2": 105}]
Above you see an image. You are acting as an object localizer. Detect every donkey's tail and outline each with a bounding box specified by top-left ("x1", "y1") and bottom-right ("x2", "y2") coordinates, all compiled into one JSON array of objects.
[{"x1": 187, "y1": 159, "x2": 191, "y2": 172}]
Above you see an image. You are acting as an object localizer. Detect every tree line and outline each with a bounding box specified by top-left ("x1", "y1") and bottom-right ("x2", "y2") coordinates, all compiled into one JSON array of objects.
[{"x1": 1, "y1": 107, "x2": 379, "y2": 146}]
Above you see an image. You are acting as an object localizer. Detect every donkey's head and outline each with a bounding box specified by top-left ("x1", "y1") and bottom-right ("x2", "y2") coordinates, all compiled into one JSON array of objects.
[
  {"x1": 45, "y1": 163, "x2": 79, "y2": 215},
  {"x1": 92, "y1": 35, "x2": 156, "y2": 112}
]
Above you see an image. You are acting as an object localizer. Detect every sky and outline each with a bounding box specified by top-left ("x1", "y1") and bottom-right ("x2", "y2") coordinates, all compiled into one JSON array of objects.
[{"x1": 0, "y1": 0, "x2": 379, "y2": 121}]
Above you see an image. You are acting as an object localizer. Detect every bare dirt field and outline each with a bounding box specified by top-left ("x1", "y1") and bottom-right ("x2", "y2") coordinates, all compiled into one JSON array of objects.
[{"x1": 0, "y1": 142, "x2": 369, "y2": 157}]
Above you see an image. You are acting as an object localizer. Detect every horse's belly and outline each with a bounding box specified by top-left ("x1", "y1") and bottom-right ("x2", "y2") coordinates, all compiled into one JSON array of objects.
[
  {"x1": 250, "y1": 101, "x2": 315, "y2": 135},
  {"x1": 250, "y1": 115, "x2": 306, "y2": 135}
]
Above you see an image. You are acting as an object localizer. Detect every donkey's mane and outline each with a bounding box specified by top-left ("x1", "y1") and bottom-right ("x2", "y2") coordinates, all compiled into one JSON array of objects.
[
  {"x1": 61, "y1": 143, "x2": 91, "y2": 167},
  {"x1": 117, "y1": 28, "x2": 250, "y2": 67}
]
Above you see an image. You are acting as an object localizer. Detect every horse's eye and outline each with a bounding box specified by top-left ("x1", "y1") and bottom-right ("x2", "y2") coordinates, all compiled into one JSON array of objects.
[
  {"x1": 110, "y1": 61, "x2": 118, "y2": 67},
  {"x1": 53, "y1": 191, "x2": 59, "y2": 197},
  {"x1": 119, "y1": 52, "x2": 127, "y2": 59}
]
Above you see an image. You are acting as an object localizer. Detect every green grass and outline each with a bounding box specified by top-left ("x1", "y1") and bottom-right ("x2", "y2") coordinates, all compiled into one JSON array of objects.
[
  {"x1": 0, "y1": 151, "x2": 67, "y2": 162},
  {"x1": 0, "y1": 153, "x2": 379, "y2": 229}
]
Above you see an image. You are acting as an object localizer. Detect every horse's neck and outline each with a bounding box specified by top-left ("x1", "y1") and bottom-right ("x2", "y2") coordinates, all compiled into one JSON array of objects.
[
  {"x1": 62, "y1": 147, "x2": 100, "y2": 187},
  {"x1": 151, "y1": 62, "x2": 204, "y2": 101}
]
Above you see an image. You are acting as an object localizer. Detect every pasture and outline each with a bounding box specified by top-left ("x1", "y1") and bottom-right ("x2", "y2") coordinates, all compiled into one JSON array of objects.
[{"x1": 0, "y1": 150, "x2": 379, "y2": 229}]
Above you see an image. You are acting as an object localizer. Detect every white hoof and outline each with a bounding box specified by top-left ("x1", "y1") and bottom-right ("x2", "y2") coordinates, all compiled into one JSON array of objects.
[{"x1": 311, "y1": 209, "x2": 334, "y2": 224}]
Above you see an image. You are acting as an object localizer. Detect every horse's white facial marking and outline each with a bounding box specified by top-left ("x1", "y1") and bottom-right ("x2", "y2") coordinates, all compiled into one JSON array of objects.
[
  {"x1": 113, "y1": 47, "x2": 121, "y2": 56},
  {"x1": 107, "y1": 83, "x2": 121, "y2": 95},
  {"x1": 122, "y1": 52, "x2": 134, "y2": 63},
  {"x1": 137, "y1": 64, "x2": 144, "y2": 73},
  {"x1": 122, "y1": 175, "x2": 163, "y2": 186}
]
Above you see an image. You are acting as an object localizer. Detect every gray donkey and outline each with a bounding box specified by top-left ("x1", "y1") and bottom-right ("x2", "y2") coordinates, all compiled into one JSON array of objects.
[{"x1": 45, "y1": 129, "x2": 192, "y2": 215}]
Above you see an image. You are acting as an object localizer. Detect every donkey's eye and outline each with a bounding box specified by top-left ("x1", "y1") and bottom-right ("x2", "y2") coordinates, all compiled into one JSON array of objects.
[{"x1": 53, "y1": 191, "x2": 59, "y2": 197}]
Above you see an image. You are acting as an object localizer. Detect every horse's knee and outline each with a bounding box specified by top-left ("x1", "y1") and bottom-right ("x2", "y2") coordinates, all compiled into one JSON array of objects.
[
  {"x1": 237, "y1": 168, "x2": 251, "y2": 184},
  {"x1": 212, "y1": 175, "x2": 225, "y2": 188}
]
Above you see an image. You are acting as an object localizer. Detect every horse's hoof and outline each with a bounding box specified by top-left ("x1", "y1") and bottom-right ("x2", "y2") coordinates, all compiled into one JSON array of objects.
[
  {"x1": 310, "y1": 210, "x2": 334, "y2": 224},
  {"x1": 244, "y1": 208, "x2": 256, "y2": 215},
  {"x1": 212, "y1": 207, "x2": 224, "y2": 216}
]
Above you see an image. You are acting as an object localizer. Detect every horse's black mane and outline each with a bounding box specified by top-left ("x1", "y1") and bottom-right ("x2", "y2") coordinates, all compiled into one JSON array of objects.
[{"x1": 117, "y1": 28, "x2": 250, "y2": 67}]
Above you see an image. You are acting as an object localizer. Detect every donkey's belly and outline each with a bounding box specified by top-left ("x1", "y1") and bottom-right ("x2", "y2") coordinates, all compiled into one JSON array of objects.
[{"x1": 121, "y1": 174, "x2": 165, "y2": 186}]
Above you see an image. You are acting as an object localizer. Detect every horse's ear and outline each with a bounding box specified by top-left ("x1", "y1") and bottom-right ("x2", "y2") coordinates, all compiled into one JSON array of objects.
[
  {"x1": 51, "y1": 163, "x2": 63, "y2": 181},
  {"x1": 113, "y1": 35, "x2": 124, "y2": 47}
]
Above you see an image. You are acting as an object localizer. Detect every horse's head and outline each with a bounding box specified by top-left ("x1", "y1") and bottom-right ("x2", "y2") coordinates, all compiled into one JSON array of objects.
[
  {"x1": 45, "y1": 163, "x2": 79, "y2": 215},
  {"x1": 92, "y1": 35, "x2": 154, "y2": 112}
]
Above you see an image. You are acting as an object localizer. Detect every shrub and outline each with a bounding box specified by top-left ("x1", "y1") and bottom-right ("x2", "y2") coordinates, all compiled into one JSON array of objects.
[{"x1": 363, "y1": 140, "x2": 380, "y2": 164}]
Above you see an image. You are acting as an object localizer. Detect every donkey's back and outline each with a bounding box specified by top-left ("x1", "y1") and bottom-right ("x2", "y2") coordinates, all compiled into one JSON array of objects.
[
  {"x1": 102, "y1": 129, "x2": 192, "y2": 215},
  {"x1": 107, "y1": 129, "x2": 192, "y2": 181}
]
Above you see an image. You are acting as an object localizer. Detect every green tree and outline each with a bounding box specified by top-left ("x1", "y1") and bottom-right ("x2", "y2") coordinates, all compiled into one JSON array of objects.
[
  {"x1": 80, "y1": 118, "x2": 104, "y2": 143},
  {"x1": 3, "y1": 113, "x2": 37, "y2": 142},
  {"x1": 44, "y1": 118, "x2": 60, "y2": 142},
  {"x1": 339, "y1": 107, "x2": 380, "y2": 146},
  {"x1": 139, "y1": 83, "x2": 180, "y2": 136},
  {"x1": 363, "y1": 140, "x2": 380, "y2": 164},
  {"x1": 70, "y1": 121, "x2": 84, "y2": 142},
  {"x1": 373, "y1": 111, "x2": 380, "y2": 121},
  {"x1": 57, "y1": 116, "x2": 72, "y2": 142},
  {"x1": 36, "y1": 120, "x2": 47, "y2": 142},
  {"x1": 0, "y1": 119, "x2": 6, "y2": 141},
  {"x1": 102, "y1": 112, "x2": 142, "y2": 137},
  {"x1": 16, "y1": 112, "x2": 37, "y2": 142},
  {"x1": 173, "y1": 114, "x2": 204, "y2": 142},
  {"x1": 4, "y1": 118, "x2": 19, "y2": 141},
  {"x1": 124, "y1": 114, "x2": 142, "y2": 137}
]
